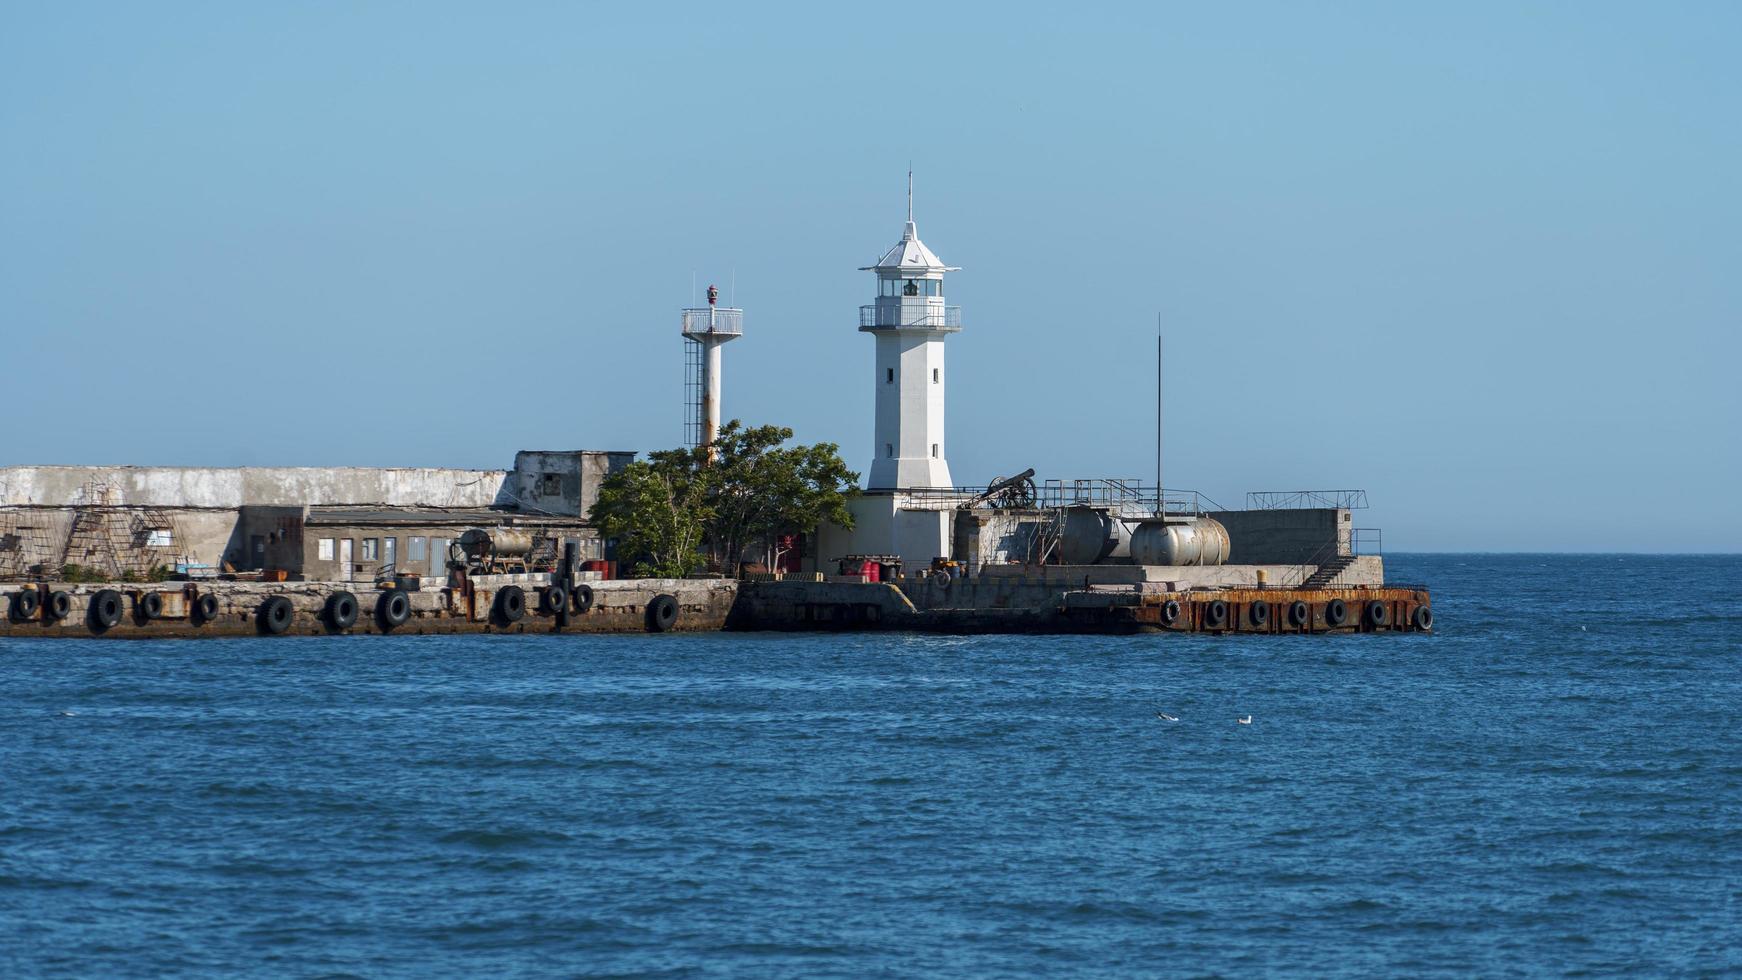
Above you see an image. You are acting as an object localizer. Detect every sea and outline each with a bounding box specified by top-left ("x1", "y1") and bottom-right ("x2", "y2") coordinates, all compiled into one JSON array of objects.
[{"x1": 2, "y1": 554, "x2": 1738, "y2": 977}]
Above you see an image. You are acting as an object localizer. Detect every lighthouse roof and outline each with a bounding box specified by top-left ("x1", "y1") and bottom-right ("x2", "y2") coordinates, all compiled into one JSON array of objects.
[
  {"x1": 860, "y1": 172, "x2": 960, "y2": 274},
  {"x1": 861, "y1": 222, "x2": 958, "y2": 274}
]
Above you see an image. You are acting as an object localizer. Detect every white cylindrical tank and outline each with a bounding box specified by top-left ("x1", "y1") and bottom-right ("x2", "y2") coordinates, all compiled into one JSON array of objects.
[
  {"x1": 1057, "y1": 507, "x2": 1132, "y2": 565},
  {"x1": 1129, "y1": 518, "x2": 1231, "y2": 567}
]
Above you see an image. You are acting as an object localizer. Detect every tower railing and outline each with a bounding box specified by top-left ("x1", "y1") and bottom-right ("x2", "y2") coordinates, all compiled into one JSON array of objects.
[
  {"x1": 681, "y1": 308, "x2": 744, "y2": 337},
  {"x1": 859, "y1": 305, "x2": 961, "y2": 329}
]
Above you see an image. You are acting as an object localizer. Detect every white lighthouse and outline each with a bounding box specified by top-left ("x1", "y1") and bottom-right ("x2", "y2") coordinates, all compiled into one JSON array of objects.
[{"x1": 859, "y1": 172, "x2": 961, "y2": 490}]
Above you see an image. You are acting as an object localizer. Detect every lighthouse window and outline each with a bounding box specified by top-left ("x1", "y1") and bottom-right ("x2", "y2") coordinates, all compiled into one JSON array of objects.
[
  {"x1": 886, "y1": 368, "x2": 894, "y2": 384},
  {"x1": 932, "y1": 444, "x2": 939, "y2": 458},
  {"x1": 886, "y1": 443, "x2": 894, "y2": 458},
  {"x1": 924, "y1": 280, "x2": 942, "y2": 296},
  {"x1": 903, "y1": 280, "x2": 918, "y2": 296},
  {"x1": 932, "y1": 368, "x2": 939, "y2": 383}
]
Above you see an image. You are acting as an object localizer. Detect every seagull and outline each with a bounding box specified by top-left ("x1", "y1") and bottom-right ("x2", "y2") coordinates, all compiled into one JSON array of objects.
[
  {"x1": 1237, "y1": 715, "x2": 1252, "y2": 725},
  {"x1": 1155, "y1": 711, "x2": 1179, "y2": 722}
]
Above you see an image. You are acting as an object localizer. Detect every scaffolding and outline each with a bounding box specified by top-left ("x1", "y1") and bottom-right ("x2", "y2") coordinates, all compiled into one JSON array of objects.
[
  {"x1": 0, "y1": 512, "x2": 63, "y2": 581},
  {"x1": 58, "y1": 481, "x2": 184, "y2": 579}
]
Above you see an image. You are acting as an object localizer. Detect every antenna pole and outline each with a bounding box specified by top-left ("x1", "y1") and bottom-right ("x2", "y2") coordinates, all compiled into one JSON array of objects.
[{"x1": 1156, "y1": 315, "x2": 1163, "y2": 516}]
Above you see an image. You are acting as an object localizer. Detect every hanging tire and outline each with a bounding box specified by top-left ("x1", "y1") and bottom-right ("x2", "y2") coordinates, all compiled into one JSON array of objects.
[
  {"x1": 324, "y1": 591, "x2": 359, "y2": 630},
  {"x1": 137, "y1": 592, "x2": 164, "y2": 620},
  {"x1": 9, "y1": 589, "x2": 39, "y2": 622},
  {"x1": 542, "y1": 584, "x2": 567, "y2": 614},
  {"x1": 46, "y1": 591, "x2": 73, "y2": 622},
  {"x1": 257, "y1": 596, "x2": 294, "y2": 635},
  {"x1": 1412, "y1": 605, "x2": 1433, "y2": 631},
  {"x1": 377, "y1": 590, "x2": 411, "y2": 629},
  {"x1": 193, "y1": 593, "x2": 220, "y2": 625},
  {"x1": 1365, "y1": 600, "x2": 1390, "y2": 628},
  {"x1": 1205, "y1": 599, "x2": 1230, "y2": 630},
  {"x1": 934, "y1": 572, "x2": 952, "y2": 590},
  {"x1": 88, "y1": 589, "x2": 123, "y2": 630},
  {"x1": 646, "y1": 593, "x2": 678, "y2": 632},
  {"x1": 1159, "y1": 599, "x2": 1181, "y2": 625},
  {"x1": 571, "y1": 583, "x2": 594, "y2": 614},
  {"x1": 1324, "y1": 598, "x2": 1348, "y2": 628},
  {"x1": 1249, "y1": 601, "x2": 1270, "y2": 628},
  {"x1": 1287, "y1": 600, "x2": 1310, "y2": 627},
  {"x1": 494, "y1": 585, "x2": 525, "y2": 624}
]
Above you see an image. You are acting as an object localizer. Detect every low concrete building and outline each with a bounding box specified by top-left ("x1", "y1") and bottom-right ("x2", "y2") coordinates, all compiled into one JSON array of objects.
[
  {"x1": 258, "y1": 506, "x2": 600, "y2": 582},
  {"x1": 0, "y1": 453, "x2": 633, "y2": 580}
]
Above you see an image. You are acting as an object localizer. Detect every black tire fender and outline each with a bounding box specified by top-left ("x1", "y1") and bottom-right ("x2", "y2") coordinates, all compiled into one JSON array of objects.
[
  {"x1": 1249, "y1": 601, "x2": 1270, "y2": 628},
  {"x1": 542, "y1": 584, "x2": 567, "y2": 615},
  {"x1": 88, "y1": 589, "x2": 124, "y2": 630},
  {"x1": 377, "y1": 590, "x2": 411, "y2": 629},
  {"x1": 257, "y1": 596, "x2": 295, "y2": 635},
  {"x1": 1205, "y1": 599, "x2": 1230, "y2": 630},
  {"x1": 9, "y1": 589, "x2": 39, "y2": 622},
  {"x1": 46, "y1": 591, "x2": 73, "y2": 622},
  {"x1": 1287, "y1": 600, "x2": 1310, "y2": 627},
  {"x1": 137, "y1": 592, "x2": 164, "y2": 620},
  {"x1": 325, "y1": 590, "x2": 359, "y2": 630},
  {"x1": 1365, "y1": 600, "x2": 1390, "y2": 627},
  {"x1": 1324, "y1": 598, "x2": 1348, "y2": 628},
  {"x1": 646, "y1": 593, "x2": 678, "y2": 632},
  {"x1": 494, "y1": 585, "x2": 525, "y2": 624},
  {"x1": 1412, "y1": 605, "x2": 1433, "y2": 631},
  {"x1": 571, "y1": 583, "x2": 594, "y2": 614},
  {"x1": 934, "y1": 571, "x2": 952, "y2": 589},
  {"x1": 193, "y1": 593, "x2": 220, "y2": 624},
  {"x1": 1159, "y1": 598, "x2": 1181, "y2": 625}
]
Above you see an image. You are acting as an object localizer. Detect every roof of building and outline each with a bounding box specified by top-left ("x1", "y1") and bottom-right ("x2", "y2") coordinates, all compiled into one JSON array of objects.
[{"x1": 303, "y1": 505, "x2": 591, "y2": 528}]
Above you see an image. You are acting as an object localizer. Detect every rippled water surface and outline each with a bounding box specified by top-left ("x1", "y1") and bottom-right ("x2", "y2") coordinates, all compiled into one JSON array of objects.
[{"x1": 3, "y1": 555, "x2": 1740, "y2": 976}]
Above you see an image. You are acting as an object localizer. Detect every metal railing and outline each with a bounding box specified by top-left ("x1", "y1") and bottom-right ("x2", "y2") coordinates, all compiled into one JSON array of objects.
[
  {"x1": 680, "y1": 307, "x2": 744, "y2": 337},
  {"x1": 1039, "y1": 479, "x2": 1226, "y2": 515},
  {"x1": 1246, "y1": 489, "x2": 1369, "y2": 511},
  {"x1": 1351, "y1": 528, "x2": 1382, "y2": 555},
  {"x1": 859, "y1": 305, "x2": 961, "y2": 329}
]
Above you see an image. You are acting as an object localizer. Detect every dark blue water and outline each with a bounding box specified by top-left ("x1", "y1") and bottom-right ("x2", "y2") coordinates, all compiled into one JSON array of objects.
[{"x1": 3, "y1": 555, "x2": 1740, "y2": 976}]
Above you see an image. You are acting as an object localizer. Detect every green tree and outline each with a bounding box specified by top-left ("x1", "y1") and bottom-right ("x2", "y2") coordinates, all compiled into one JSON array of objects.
[
  {"x1": 705, "y1": 421, "x2": 859, "y2": 574},
  {"x1": 588, "y1": 420, "x2": 858, "y2": 577},
  {"x1": 588, "y1": 454, "x2": 710, "y2": 578}
]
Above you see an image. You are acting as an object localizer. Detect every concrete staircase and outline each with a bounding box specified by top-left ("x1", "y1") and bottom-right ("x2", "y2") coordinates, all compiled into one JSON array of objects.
[{"x1": 1301, "y1": 553, "x2": 1359, "y2": 588}]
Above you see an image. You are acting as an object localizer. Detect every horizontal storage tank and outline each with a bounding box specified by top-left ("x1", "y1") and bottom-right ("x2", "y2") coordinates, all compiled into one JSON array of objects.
[
  {"x1": 1057, "y1": 507, "x2": 1132, "y2": 565},
  {"x1": 459, "y1": 528, "x2": 535, "y2": 559},
  {"x1": 1129, "y1": 517, "x2": 1231, "y2": 567}
]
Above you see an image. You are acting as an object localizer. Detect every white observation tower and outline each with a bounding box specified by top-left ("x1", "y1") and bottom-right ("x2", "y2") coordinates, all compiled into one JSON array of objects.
[
  {"x1": 859, "y1": 172, "x2": 961, "y2": 489},
  {"x1": 681, "y1": 284, "x2": 743, "y2": 455}
]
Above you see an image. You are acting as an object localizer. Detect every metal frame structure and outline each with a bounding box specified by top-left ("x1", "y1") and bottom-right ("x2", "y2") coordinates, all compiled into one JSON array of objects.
[{"x1": 1245, "y1": 490, "x2": 1369, "y2": 511}]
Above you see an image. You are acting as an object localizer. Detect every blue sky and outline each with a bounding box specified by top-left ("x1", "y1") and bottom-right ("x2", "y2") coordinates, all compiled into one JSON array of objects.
[{"x1": 2, "y1": 2, "x2": 1737, "y2": 551}]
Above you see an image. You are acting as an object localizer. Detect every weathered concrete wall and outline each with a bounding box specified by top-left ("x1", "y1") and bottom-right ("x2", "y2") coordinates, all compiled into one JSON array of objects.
[
  {"x1": 512, "y1": 451, "x2": 635, "y2": 518},
  {"x1": 0, "y1": 466, "x2": 514, "y2": 509},
  {"x1": 1209, "y1": 508, "x2": 1351, "y2": 564}
]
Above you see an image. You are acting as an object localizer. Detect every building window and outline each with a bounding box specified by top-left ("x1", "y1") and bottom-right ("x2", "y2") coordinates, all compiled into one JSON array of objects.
[
  {"x1": 886, "y1": 367, "x2": 894, "y2": 384},
  {"x1": 383, "y1": 537, "x2": 396, "y2": 569},
  {"x1": 361, "y1": 538, "x2": 379, "y2": 561},
  {"x1": 540, "y1": 473, "x2": 561, "y2": 495},
  {"x1": 932, "y1": 443, "x2": 939, "y2": 458},
  {"x1": 318, "y1": 538, "x2": 335, "y2": 561},
  {"x1": 932, "y1": 368, "x2": 939, "y2": 384},
  {"x1": 409, "y1": 536, "x2": 427, "y2": 560},
  {"x1": 144, "y1": 529, "x2": 173, "y2": 547},
  {"x1": 886, "y1": 443, "x2": 894, "y2": 458}
]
